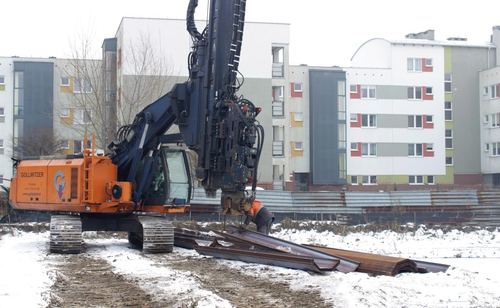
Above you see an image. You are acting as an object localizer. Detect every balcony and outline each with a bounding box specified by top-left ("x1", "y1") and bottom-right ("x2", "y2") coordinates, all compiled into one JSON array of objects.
[
  {"x1": 272, "y1": 100, "x2": 284, "y2": 117},
  {"x1": 272, "y1": 62, "x2": 284, "y2": 78},
  {"x1": 273, "y1": 141, "x2": 284, "y2": 157}
]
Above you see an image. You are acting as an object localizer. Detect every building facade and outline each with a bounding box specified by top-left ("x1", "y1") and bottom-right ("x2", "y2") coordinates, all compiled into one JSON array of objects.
[
  {"x1": 110, "y1": 18, "x2": 291, "y2": 187},
  {"x1": 346, "y1": 31, "x2": 496, "y2": 189}
]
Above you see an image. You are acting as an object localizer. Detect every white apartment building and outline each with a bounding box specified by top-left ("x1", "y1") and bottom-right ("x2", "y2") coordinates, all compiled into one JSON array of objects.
[
  {"x1": 346, "y1": 30, "x2": 497, "y2": 189},
  {"x1": 480, "y1": 26, "x2": 500, "y2": 184},
  {"x1": 0, "y1": 57, "x2": 14, "y2": 187},
  {"x1": 109, "y1": 18, "x2": 291, "y2": 187}
]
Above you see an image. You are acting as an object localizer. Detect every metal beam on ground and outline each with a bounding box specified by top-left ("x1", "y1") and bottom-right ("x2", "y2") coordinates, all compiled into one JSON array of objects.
[{"x1": 226, "y1": 226, "x2": 359, "y2": 273}]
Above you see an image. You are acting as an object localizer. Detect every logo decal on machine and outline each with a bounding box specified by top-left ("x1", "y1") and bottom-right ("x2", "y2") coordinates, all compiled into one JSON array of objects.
[{"x1": 53, "y1": 171, "x2": 66, "y2": 198}]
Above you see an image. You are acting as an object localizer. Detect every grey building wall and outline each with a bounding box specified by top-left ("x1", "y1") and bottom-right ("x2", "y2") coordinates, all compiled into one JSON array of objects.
[
  {"x1": 377, "y1": 114, "x2": 408, "y2": 128},
  {"x1": 13, "y1": 61, "x2": 54, "y2": 133},
  {"x1": 377, "y1": 143, "x2": 408, "y2": 157},
  {"x1": 377, "y1": 85, "x2": 408, "y2": 100},
  {"x1": 451, "y1": 47, "x2": 493, "y2": 174},
  {"x1": 237, "y1": 77, "x2": 273, "y2": 183},
  {"x1": 309, "y1": 70, "x2": 347, "y2": 185}
]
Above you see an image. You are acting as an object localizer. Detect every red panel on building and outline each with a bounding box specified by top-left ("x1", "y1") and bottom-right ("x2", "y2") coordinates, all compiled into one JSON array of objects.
[
  {"x1": 350, "y1": 114, "x2": 361, "y2": 128},
  {"x1": 351, "y1": 142, "x2": 362, "y2": 156},
  {"x1": 423, "y1": 143, "x2": 434, "y2": 157},
  {"x1": 422, "y1": 58, "x2": 433, "y2": 72},
  {"x1": 350, "y1": 85, "x2": 361, "y2": 99},
  {"x1": 291, "y1": 83, "x2": 303, "y2": 98},
  {"x1": 423, "y1": 115, "x2": 434, "y2": 129},
  {"x1": 423, "y1": 87, "x2": 433, "y2": 100}
]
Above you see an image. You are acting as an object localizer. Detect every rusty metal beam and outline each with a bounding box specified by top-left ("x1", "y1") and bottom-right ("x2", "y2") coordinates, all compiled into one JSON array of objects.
[
  {"x1": 226, "y1": 226, "x2": 358, "y2": 273},
  {"x1": 412, "y1": 260, "x2": 450, "y2": 273},
  {"x1": 194, "y1": 243, "x2": 337, "y2": 273},
  {"x1": 174, "y1": 228, "x2": 222, "y2": 249}
]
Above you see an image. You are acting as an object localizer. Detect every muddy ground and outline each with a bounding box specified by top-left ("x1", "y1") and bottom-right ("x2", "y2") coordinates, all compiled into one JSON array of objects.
[{"x1": 42, "y1": 232, "x2": 329, "y2": 308}]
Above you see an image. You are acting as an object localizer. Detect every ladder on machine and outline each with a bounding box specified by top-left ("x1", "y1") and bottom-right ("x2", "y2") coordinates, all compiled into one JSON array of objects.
[{"x1": 82, "y1": 134, "x2": 96, "y2": 203}]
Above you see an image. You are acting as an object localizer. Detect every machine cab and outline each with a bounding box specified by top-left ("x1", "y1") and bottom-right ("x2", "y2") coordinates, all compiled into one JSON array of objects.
[{"x1": 140, "y1": 147, "x2": 192, "y2": 206}]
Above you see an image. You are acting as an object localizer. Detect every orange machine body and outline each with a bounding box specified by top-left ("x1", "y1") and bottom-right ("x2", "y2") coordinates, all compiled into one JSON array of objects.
[{"x1": 9, "y1": 153, "x2": 187, "y2": 214}]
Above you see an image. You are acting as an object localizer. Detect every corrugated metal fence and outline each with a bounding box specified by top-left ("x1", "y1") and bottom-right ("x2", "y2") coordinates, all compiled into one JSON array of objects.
[{"x1": 186, "y1": 189, "x2": 500, "y2": 226}]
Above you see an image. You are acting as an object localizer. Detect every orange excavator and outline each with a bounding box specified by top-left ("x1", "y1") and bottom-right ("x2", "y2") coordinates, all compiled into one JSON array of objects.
[{"x1": 9, "y1": 0, "x2": 263, "y2": 253}]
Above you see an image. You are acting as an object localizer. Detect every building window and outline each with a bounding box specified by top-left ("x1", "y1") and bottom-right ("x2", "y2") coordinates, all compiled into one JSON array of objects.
[
  {"x1": 74, "y1": 77, "x2": 92, "y2": 93},
  {"x1": 61, "y1": 140, "x2": 70, "y2": 149},
  {"x1": 408, "y1": 115, "x2": 423, "y2": 128},
  {"x1": 426, "y1": 115, "x2": 433, "y2": 123},
  {"x1": 408, "y1": 143, "x2": 423, "y2": 157},
  {"x1": 294, "y1": 141, "x2": 303, "y2": 151},
  {"x1": 491, "y1": 84, "x2": 499, "y2": 99},
  {"x1": 425, "y1": 87, "x2": 433, "y2": 95},
  {"x1": 446, "y1": 156, "x2": 454, "y2": 165},
  {"x1": 445, "y1": 73, "x2": 452, "y2": 93},
  {"x1": 485, "y1": 143, "x2": 490, "y2": 152},
  {"x1": 409, "y1": 175, "x2": 424, "y2": 185},
  {"x1": 294, "y1": 112, "x2": 303, "y2": 122},
  {"x1": 361, "y1": 143, "x2": 377, "y2": 157},
  {"x1": 362, "y1": 175, "x2": 377, "y2": 185},
  {"x1": 426, "y1": 143, "x2": 434, "y2": 152},
  {"x1": 0, "y1": 175, "x2": 3, "y2": 185},
  {"x1": 445, "y1": 129, "x2": 453, "y2": 149},
  {"x1": 0, "y1": 76, "x2": 5, "y2": 85},
  {"x1": 349, "y1": 85, "x2": 358, "y2": 93},
  {"x1": 407, "y1": 86, "x2": 422, "y2": 100},
  {"x1": 492, "y1": 114, "x2": 500, "y2": 128},
  {"x1": 445, "y1": 101, "x2": 453, "y2": 121},
  {"x1": 361, "y1": 85, "x2": 376, "y2": 99},
  {"x1": 351, "y1": 175, "x2": 358, "y2": 185},
  {"x1": 61, "y1": 77, "x2": 70, "y2": 86},
  {"x1": 350, "y1": 113, "x2": 358, "y2": 122},
  {"x1": 74, "y1": 109, "x2": 92, "y2": 124},
  {"x1": 427, "y1": 175, "x2": 435, "y2": 185},
  {"x1": 294, "y1": 83, "x2": 302, "y2": 92},
  {"x1": 484, "y1": 115, "x2": 490, "y2": 124},
  {"x1": 0, "y1": 139, "x2": 3, "y2": 149},
  {"x1": 0, "y1": 108, "x2": 4, "y2": 117},
  {"x1": 493, "y1": 143, "x2": 500, "y2": 156},
  {"x1": 351, "y1": 142, "x2": 358, "y2": 151},
  {"x1": 60, "y1": 108, "x2": 70, "y2": 118},
  {"x1": 483, "y1": 86, "x2": 489, "y2": 96},
  {"x1": 278, "y1": 86, "x2": 284, "y2": 98},
  {"x1": 425, "y1": 59, "x2": 433, "y2": 67},
  {"x1": 407, "y1": 58, "x2": 422, "y2": 72},
  {"x1": 361, "y1": 114, "x2": 377, "y2": 128},
  {"x1": 338, "y1": 123, "x2": 346, "y2": 150}
]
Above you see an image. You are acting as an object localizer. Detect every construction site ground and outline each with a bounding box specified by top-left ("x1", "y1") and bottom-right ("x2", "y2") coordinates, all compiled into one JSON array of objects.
[{"x1": 1, "y1": 222, "x2": 500, "y2": 307}]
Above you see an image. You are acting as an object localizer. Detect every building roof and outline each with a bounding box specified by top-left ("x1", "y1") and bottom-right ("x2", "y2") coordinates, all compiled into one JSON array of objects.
[{"x1": 351, "y1": 37, "x2": 496, "y2": 61}]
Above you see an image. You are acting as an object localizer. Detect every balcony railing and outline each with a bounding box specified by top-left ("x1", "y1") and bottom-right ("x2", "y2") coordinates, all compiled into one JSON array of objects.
[
  {"x1": 272, "y1": 100, "x2": 284, "y2": 117},
  {"x1": 272, "y1": 141, "x2": 284, "y2": 156},
  {"x1": 272, "y1": 62, "x2": 284, "y2": 78}
]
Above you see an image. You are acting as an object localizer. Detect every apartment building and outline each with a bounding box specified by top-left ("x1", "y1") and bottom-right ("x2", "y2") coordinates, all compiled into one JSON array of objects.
[
  {"x1": 284, "y1": 28, "x2": 498, "y2": 191},
  {"x1": 109, "y1": 18, "x2": 291, "y2": 187},
  {"x1": 346, "y1": 30, "x2": 496, "y2": 188},
  {"x1": 480, "y1": 26, "x2": 500, "y2": 185},
  {"x1": 0, "y1": 56, "x2": 103, "y2": 187}
]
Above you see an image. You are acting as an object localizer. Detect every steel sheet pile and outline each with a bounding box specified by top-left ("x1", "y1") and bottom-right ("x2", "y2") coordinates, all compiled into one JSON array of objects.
[{"x1": 174, "y1": 227, "x2": 449, "y2": 276}]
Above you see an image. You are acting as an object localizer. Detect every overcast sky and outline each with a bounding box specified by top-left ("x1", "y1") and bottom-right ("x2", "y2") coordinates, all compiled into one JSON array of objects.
[{"x1": 2, "y1": 0, "x2": 499, "y2": 67}]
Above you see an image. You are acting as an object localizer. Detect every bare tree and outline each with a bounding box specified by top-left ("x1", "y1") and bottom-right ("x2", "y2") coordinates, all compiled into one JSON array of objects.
[
  {"x1": 118, "y1": 31, "x2": 178, "y2": 126},
  {"x1": 56, "y1": 30, "x2": 109, "y2": 152},
  {"x1": 11, "y1": 127, "x2": 64, "y2": 158},
  {"x1": 56, "y1": 30, "x2": 177, "y2": 153}
]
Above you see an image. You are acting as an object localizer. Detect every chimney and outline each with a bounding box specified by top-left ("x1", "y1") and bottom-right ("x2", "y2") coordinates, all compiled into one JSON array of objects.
[
  {"x1": 492, "y1": 26, "x2": 500, "y2": 66},
  {"x1": 405, "y1": 30, "x2": 435, "y2": 40}
]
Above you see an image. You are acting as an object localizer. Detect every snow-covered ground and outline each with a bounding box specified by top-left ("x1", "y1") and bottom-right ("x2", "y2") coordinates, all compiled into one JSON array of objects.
[{"x1": 1, "y1": 224, "x2": 499, "y2": 307}]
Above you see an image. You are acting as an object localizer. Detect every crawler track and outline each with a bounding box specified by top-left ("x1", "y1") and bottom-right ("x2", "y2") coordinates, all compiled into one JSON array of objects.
[
  {"x1": 50, "y1": 215, "x2": 82, "y2": 254},
  {"x1": 130, "y1": 216, "x2": 174, "y2": 253}
]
